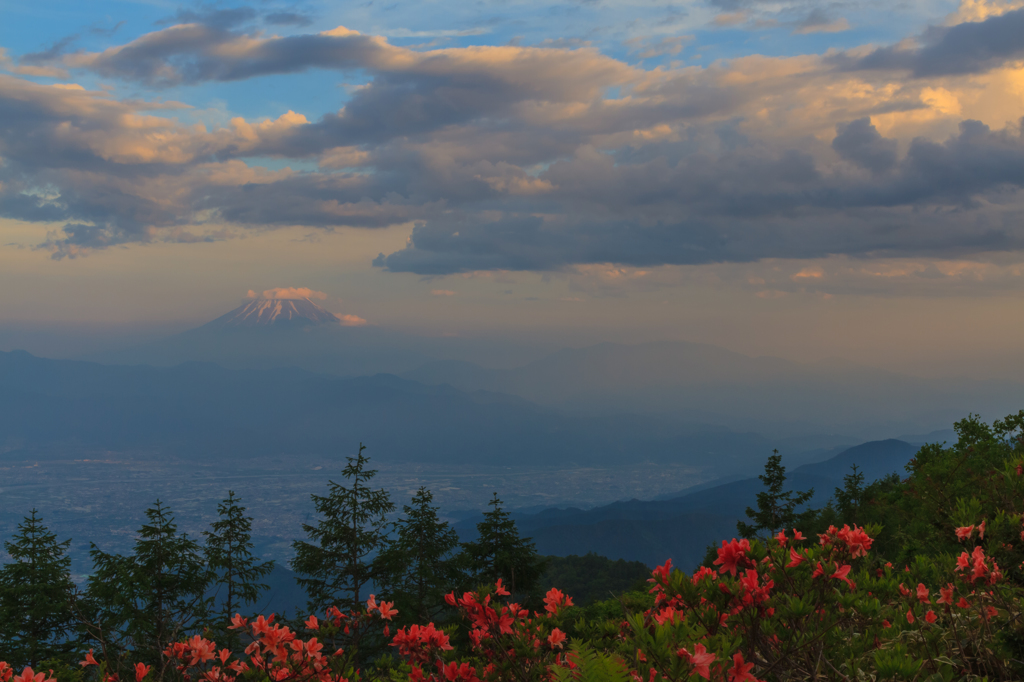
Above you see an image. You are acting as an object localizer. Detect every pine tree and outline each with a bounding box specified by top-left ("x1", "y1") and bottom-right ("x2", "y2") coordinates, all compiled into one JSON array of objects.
[
  {"x1": 292, "y1": 444, "x2": 395, "y2": 615},
  {"x1": 376, "y1": 487, "x2": 463, "y2": 624},
  {"x1": 461, "y1": 493, "x2": 545, "y2": 596},
  {"x1": 85, "y1": 500, "x2": 210, "y2": 665},
  {"x1": 0, "y1": 510, "x2": 78, "y2": 667},
  {"x1": 204, "y1": 491, "x2": 274, "y2": 642},
  {"x1": 737, "y1": 450, "x2": 816, "y2": 539},
  {"x1": 834, "y1": 464, "x2": 866, "y2": 525}
]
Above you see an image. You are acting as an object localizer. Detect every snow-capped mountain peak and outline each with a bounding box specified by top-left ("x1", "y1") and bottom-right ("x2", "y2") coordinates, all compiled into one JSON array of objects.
[{"x1": 206, "y1": 297, "x2": 340, "y2": 328}]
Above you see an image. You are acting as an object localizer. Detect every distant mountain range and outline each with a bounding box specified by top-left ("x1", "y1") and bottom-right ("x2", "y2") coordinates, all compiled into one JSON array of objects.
[
  {"x1": 77, "y1": 301, "x2": 1024, "y2": 439},
  {"x1": 458, "y1": 439, "x2": 924, "y2": 569},
  {"x1": 0, "y1": 350, "x2": 836, "y2": 472}
]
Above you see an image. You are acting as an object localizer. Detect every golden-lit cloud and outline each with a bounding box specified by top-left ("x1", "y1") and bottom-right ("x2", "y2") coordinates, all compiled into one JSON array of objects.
[
  {"x1": 3, "y1": 0, "x2": 1024, "y2": 273},
  {"x1": 338, "y1": 314, "x2": 368, "y2": 326}
]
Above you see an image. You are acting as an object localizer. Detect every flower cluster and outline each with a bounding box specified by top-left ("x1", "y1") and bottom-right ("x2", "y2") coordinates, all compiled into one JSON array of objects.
[
  {"x1": 0, "y1": 666, "x2": 56, "y2": 682},
  {"x1": 5, "y1": 521, "x2": 1024, "y2": 681}
]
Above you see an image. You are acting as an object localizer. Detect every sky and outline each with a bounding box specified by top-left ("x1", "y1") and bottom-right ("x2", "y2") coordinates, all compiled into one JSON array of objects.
[{"x1": 2, "y1": 0, "x2": 1024, "y2": 377}]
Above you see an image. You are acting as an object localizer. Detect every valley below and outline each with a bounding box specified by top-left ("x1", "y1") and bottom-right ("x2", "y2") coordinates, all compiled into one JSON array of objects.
[{"x1": 0, "y1": 450, "x2": 713, "y2": 577}]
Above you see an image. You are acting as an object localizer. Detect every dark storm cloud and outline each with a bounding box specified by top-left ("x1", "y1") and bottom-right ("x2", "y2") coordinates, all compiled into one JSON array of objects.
[
  {"x1": 373, "y1": 119, "x2": 1024, "y2": 273},
  {"x1": 837, "y1": 8, "x2": 1024, "y2": 77},
  {"x1": 832, "y1": 118, "x2": 897, "y2": 173}
]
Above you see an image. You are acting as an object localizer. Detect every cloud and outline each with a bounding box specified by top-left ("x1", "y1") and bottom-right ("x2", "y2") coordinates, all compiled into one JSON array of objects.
[
  {"x1": 832, "y1": 118, "x2": 897, "y2": 173},
  {"x1": 794, "y1": 11, "x2": 850, "y2": 35},
  {"x1": 431, "y1": 289, "x2": 457, "y2": 296},
  {"x1": 712, "y1": 12, "x2": 748, "y2": 26},
  {"x1": 837, "y1": 7, "x2": 1024, "y2": 76},
  {"x1": 626, "y1": 35, "x2": 692, "y2": 59},
  {"x1": 338, "y1": 314, "x2": 368, "y2": 326},
  {"x1": 247, "y1": 287, "x2": 328, "y2": 300},
  {"x1": 156, "y1": 6, "x2": 257, "y2": 30},
  {"x1": 4, "y1": 12, "x2": 1024, "y2": 272},
  {"x1": 373, "y1": 119, "x2": 1024, "y2": 273}
]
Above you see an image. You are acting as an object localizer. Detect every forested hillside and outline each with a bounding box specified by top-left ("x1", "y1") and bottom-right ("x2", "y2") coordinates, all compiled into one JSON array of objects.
[{"x1": 2, "y1": 411, "x2": 1023, "y2": 681}]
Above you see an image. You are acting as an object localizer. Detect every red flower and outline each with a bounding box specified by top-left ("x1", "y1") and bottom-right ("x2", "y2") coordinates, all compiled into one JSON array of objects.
[
  {"x1": 80, "y1": 651, "x2": 99, "y2": 668},
  {"x1": 133, "y1": 664, "x2": 150, "y2": 682},
  {"x1": 440, "y1": 661, "x2": 480, "y2": 682},
  {"x1": 689, "y1": 643, "x2": 716, "y2": 680},
  {"x1": 378, "y1": 601, "x2": 398, "y2": 621},
  {"x1": 649, "y1": 559, "x2": 672, "y2": 587},
  {"x1": 938, "y1": 584, "x2": 954, "y2": 605},
  {"x1": 955, "y1": 526, "x2": 974, "y2": 541},
  {"x1": 543, "y1": 588, "x2": 573, "y2": 615},
  {"x1": 925, "y1": 610, "x2": 937, "y2": 624},
  {"x1": 727, "y1": 652, "x2": 759, "y2": 682},
  {"x1": 12, "y1": 669, "x2": 56, "y2": 682},
  {"x1": 906, "y1": 609, "x2": 915, "y2": 624},
  {"x1": 916, "y1": 583, "x2": 930, "y2": 603},
  {"x1": 836, "y1": 525, "x2": 873, "y2": 558},
  {"x1": 713, "y1": 539, "x2": 751, "y2": 576},
  {"x1": 786, "y1": 548, "x2": 804, "y2": 568},
  {"x1": 831, "y1": 563, "x2": 854, "y2": 588},
  {"x1": 304, "y1": 615, "x2": 319, "y2": 630},
  {"x1": 547, "y1": 628, "x2": 566, "y2": 649},
  {"x1": 654, "y1": 607, "x2": 683, "y2": 625},
  {"x1": 494, "y1": 579, "x2": 510, "y2": 596}
]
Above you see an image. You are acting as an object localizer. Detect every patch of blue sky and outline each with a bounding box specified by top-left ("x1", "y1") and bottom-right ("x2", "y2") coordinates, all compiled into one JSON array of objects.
[{"x1": 0, "y1": 0, "x2": 162, "y2": 55}]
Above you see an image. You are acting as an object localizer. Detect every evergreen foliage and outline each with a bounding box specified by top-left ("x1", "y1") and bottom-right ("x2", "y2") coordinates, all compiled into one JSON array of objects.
[
  {"x1": 850, "y1": 411, "x2": 1024, "y2": 565},
  {"x1": 539, "y1": 553, "x2": 649, "y2": 606},
  {"x1": 84, "y1": 500, "x2": 209, "y2": 665},
  {"x1": 736, "y1": 449, "x2": 815, "y2": 539},
  {"x1": 550, "y1": 642, "x2": 632, "y2": 682},
  {"x1": 376, "y1": 487, "x2": 462, "y2": 625},
  {"x1": 0, "y1": 511, "x2": 78, "y2": 667},
  {"x1": 203, "y1": 491, "x2": 274, "y2": 642},
  {"x1": 833, "y1": 464, "x2": 866, "y2": 524},
  {"x1": 461, "y1": 493, "x2": 545, "y2": 596},
  {"x1": 291, "y1": 443, "x2": 396, "y2": 615}
]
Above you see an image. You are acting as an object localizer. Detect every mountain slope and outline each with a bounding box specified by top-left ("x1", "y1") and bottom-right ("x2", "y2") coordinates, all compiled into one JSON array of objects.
[
  {"x1": 205, "y1": 298, "x2": 340, "y2": 328},
  {"x1": 490, "y1": 439, "x2": 924, "y2": 569}
]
